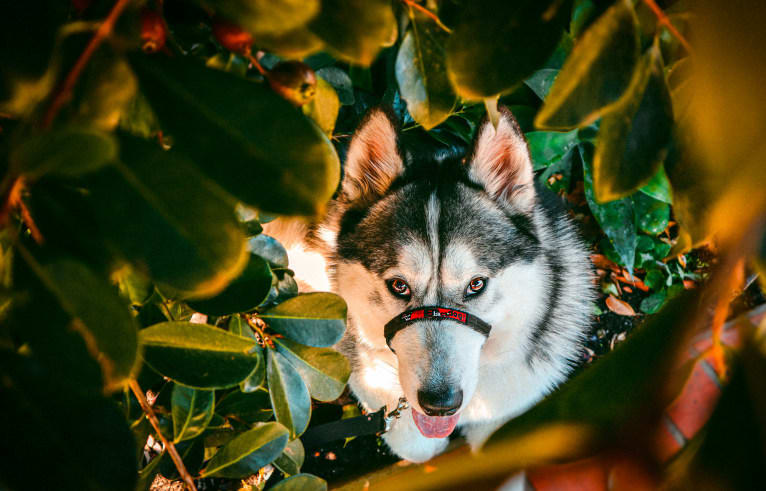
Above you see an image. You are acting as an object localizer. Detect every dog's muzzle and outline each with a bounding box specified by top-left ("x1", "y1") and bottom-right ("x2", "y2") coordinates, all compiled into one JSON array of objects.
[{"x1": 384, "y1": 306, "x2": 492, "y2": 352}]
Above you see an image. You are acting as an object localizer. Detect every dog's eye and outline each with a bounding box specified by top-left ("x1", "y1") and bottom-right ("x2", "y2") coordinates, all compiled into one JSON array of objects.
[
  {"x1": 387, "y1": 278, "x2": 411, "y2": 298},
  {"x1": 465, "y1": 277, "x2": 487, "y2": 296}
]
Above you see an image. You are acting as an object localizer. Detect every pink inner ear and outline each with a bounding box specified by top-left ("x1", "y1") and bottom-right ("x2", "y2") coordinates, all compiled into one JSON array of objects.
[
  {"x1": 469, "y1": 115, "x2": 535, "y2": 209},
  {"x1": 343, "y1": 111, "x2": 403, "y2": 202}
]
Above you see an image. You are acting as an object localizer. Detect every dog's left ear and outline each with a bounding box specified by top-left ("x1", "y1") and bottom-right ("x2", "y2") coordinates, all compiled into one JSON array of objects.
[{"x1": 467, "y1": 107, "x2": 535, "y2": 210}]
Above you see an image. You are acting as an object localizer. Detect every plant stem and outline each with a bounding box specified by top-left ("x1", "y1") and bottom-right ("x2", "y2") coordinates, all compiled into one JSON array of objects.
[
  {"x1": 129, "y1": 379, "x2": 198, "y2": 491},
  {"x1": 401, "y1": 0, "x2": 452, "y2": 34},
  {"x1": 642, "y1": 0, "x2": 693, "y2": 54},
  {"x1": 41, "y1": 0, "x2": 132, "y2": 129}
]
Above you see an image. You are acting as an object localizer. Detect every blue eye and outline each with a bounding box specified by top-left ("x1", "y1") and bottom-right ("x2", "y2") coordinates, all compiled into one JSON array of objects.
[
  {"x1": 465, "y1": 277, "x2": 487, "y2": 296},
  {"x1": 387, "y1": 278, "x2": 411, "y2": 298}
]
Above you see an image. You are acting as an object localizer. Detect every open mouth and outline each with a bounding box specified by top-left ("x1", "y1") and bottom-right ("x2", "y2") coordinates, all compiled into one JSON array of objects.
[{"x1": 412, "y1": 409, "x2": 461, "y2": 438}]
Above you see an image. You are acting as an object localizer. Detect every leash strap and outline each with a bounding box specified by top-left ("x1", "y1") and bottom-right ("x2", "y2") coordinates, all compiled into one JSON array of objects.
[
  {"x1": 384, "y1": 306, "x2": 492, "y2": 351},
  {"x1": 300, "y1": 409, "x2": 386, "y2": 449},
  {"x1": 300, "y1": 398, "x2": 409, "y2": 449}
]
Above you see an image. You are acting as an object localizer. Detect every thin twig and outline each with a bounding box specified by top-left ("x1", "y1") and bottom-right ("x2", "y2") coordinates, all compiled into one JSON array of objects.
[
  {"x1": 245, "y1": 51, "x2": 267, "y2": 76},
  {"x1": 41, "y1": 0, "x2": 132, "y2": 128},
  {"x1": 0, "y1": 178, "x2": 43, "y2": 244},
  {"x1": 129, "y1": 379, "x2": 198, "y2": 491},
  {"x1": 401, "y1": 0, "x2": 452, "y2": 34},
  {"x1": 643, "y1": 0, "x2": 693, "y2": 54}
]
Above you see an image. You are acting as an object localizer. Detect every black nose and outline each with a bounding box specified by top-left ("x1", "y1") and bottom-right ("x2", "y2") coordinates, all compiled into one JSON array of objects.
[{"x1": 417, "y1": 387, "x2": 463, "y2": 416}]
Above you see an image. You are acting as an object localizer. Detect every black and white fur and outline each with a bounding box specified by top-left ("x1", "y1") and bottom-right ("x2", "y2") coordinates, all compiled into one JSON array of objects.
[{"x1": 267, "y1": 107, "x2": 594, "y2": 462}]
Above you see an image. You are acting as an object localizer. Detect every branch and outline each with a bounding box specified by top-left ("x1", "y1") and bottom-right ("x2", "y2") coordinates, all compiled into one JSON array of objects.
[
  {"x1": 129, "y1": 379, "x2": 198, "y2": 491},
  {"x1": 41, "y1": 0, "x2": 132, "y2": 129},
  {"x1": 401, "y1": 0, "x2": 453, "y2": 34},
  {"x1": 643, "y1": 0, "x2": 693, "y2": 55}
]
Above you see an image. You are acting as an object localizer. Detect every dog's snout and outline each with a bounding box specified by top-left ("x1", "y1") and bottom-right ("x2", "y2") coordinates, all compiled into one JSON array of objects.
[{"x1": 417, "y1": 387, "x2": 463, "y2": 416}]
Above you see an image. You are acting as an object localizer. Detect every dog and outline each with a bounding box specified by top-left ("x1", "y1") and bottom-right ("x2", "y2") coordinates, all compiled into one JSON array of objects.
[{"x1": 266, "y1": 106, "x2": 594, "y2": 462}]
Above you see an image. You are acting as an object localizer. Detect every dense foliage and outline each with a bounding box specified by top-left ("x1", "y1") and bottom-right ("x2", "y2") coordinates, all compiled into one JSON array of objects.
[{"x1": 0, "y1": 0, "x2": 764, "y2": 490}]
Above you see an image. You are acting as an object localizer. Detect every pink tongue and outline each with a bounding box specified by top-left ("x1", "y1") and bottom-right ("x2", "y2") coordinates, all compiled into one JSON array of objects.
[{"x1": 412, "y1": 410, "x2": 460, "y2": 438}]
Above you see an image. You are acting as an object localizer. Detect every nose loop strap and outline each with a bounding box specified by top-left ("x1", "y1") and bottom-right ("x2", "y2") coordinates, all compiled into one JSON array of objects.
[{"x1": 384, "y1": 306, "x2": 492, "y2": 352}]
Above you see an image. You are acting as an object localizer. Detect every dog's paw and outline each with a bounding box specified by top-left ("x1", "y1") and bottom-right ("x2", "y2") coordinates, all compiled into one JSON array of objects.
[
  {"x1": 461, "y1": 419, "x2": 506, "y2": 450},
  {"x1": 382, "y1": 409, "x2": 449, "y2": 463}
]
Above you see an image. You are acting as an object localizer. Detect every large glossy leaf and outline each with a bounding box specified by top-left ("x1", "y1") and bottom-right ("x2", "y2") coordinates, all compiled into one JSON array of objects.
[
  {"x1": 0, "y1": 351, "x2": 137, "y2": 491},
  {"x1": 275, "y1": 338, "x2": 350, "y2": 402},
  {"x1": 85, "y1": 135, "x2": 248, "y2": 298},
  {"x1": 196, "y1": 0, "x2": 319, "y2": 37},
  {"x1": 216, "y1": 388, "x2": 273, "y2": 424},
  {"x1": 200, "y1": 422, "x2": 289, "y2": 478},
  {"x1": 15, "y1": 248, "x2": 139, "y2": 391},
  {"x1": 593, "y1": 45, "x2": 673, "y2": 202},
  {"x1": 302, "y1": 77, "x2": 340, "y2": 136},
  {"x1": 271, "y1": 474, "x2": 327, "y2": 491},
  {"x1": 580, "y1": 144, "x2": 636, "y2": 270},
  {"x1": 446, "y1": 0, "x2": 572, "y2": 99},
  {"x1": 634, "y1": 193, "x2": 670, "y2": 236},
  {"x1": 535, "y1": 0, "x2": 640, "y2": 129},
  {"x1": 526, "y1": 130, "x2": 579, "y2": 170},
  {"x1": 10, "y1": 127, "x2": 116, "y2": 178},
  {"x1": 268, "y1": 349, "x2": 312, "y2": 438},
  {"x1": 248, "y1": 234, "x2": 289, "y2": 269},
  {"x1": 140, "y1": 321, "x2": 259, "y2": 389},
  {"x1": 273, "y1": 438, "x2": 305, "y2": 476},
  {"x1": 187, "y1": 254, "x2": 273, "y2": 316},
  {"x1": 260, "y1": 292, "x2": 347, "y2": 347},
  {"x1": 171, "y1": 385, "x2": 215, "y2": 443},
  {"x1": 129, "y1": 55, "x2": 340, "y2": 216},
  {"x1": 639, "y1": 165, "x2": 673, "y2": 204},
  {"x1": 308, "y1": 0, "x2": 396, "y2": 66},
  {"x1": 395, "y1": 12, "x2": 457, "y2": 130}
]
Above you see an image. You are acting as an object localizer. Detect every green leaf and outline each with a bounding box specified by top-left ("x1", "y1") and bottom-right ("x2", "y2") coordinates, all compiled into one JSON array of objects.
[
  {"x1": 273, "y1": 438, "x2": 306, "y2": 476},
  {"x1": 316, "y1": 67, "x2": 354, "y2": 105},
  {"x1": 171, "y1": 385, "x2": 215, "y2": 443},
  {"x1": 581, "y1": 144, "x2": 636, "y2": 270},
  {"x1": 593, "y1": 45, "x2": 674, "y2": 201},
  {"x1": 267, "y1": 349, "x2": 312, "y2": 438},
  {"x1": 275, "y1": 338, "x2": 350, "y2": 401},
  {"x1": 446, "y1": 0, "x2": 572, "y2": 99},
  {"x1": 526, "y1": 130, "x2": 579, "y2": 170},
  {"x1": 634, "y1": 193, "x2": 670, "y2": 236},
  {"x1": 187, "y1": 254, "x2": 273, "y2": 316},
  {"x1": 197, "y1": 0, "x2": 319, "y2": 37},
  {"x1": 10, "y1": 127, "x2": 117, "y2": 178},
  {"x1": 85, "y1": 134, "x2": 248, "y2": 298},
  {"x1": 16, "y1": 249, "x2": 139, "y2": 391},
  {"x1": 249, "y1": 234, "x2": 289, "y2": 269},
  {"x1": 309, "y1": 0, "x2": 396, "y2": 66},
  {"x1": 639, "y1": 164, "x2": 673, "y2": 204},
  {"x1": 0, "y1": 351, "x2": 137, "y2": 491},
  {"x1": 535, "y1": 0, "x2": 640, "y2": 129},
  {"x1": 271, "y1": 474, "x2": 327, "y2": 491},
  {"x1": 395, "y1": 12, "x2": 457, "y2": 130},
  {"x1": 140, "y1": 321, "x2": 259, "y2": 389},
  {"x1": 524, "y1": 68, "x2": 559, "y2": 100},
  {"x1": 302, "y1": 77, "x2": 340, "y2": 136},
  {"x1": 216, "y1": 388, "x2": 273, "y2": 424},
  {"x1": 260, "y1": 292, "x2": 347, "y2": 347},
  {"x1": 114, "y1": 265, "x2": 154, "y2": 307},
  {"x1": 639, "y1": 290, "x2": 666, "y2": 314},
  {"x1": 201, "y1": 422, "x2": 289, "y2": 478},
  {"x1": 129, "y1": 55, "x2": 340, "y2": 216}
]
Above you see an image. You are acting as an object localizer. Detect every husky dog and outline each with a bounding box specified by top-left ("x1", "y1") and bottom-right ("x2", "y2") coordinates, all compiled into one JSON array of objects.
[{"x1": 268, "y1": 106, "x2": 594, "y2": 462}]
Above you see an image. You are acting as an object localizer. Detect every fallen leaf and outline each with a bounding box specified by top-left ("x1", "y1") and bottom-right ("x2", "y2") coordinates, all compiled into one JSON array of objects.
[
  {"x1": 606, "y1": 295, "x2": 637, "y2": 316},
  {"x1": 591, "y1": 253, "x2": 621, "y2": 272},
  {"x1": 683, "y1": 279, "x2": 696, "y2": 289}
]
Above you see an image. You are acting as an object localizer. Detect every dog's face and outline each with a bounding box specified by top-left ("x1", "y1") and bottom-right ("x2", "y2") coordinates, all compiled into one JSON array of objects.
[{"x1": 327, "y1": 108, "x2": 542, "y2": 438}]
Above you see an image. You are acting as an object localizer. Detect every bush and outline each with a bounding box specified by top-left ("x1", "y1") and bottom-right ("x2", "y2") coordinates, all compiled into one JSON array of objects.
[{"x1": 0, "y1": 0, "x2": 764, "y2": 489}]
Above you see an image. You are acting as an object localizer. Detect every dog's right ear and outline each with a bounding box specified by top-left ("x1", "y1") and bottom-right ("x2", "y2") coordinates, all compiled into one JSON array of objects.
[{"x1": 342, "y1": 108, "x2": 403, "y2": 203}]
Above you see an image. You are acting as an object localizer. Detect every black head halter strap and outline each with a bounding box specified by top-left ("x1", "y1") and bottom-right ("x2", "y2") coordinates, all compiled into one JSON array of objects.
[{"x1": 384, "y1": 306, "x2": 492, "y2": 351}]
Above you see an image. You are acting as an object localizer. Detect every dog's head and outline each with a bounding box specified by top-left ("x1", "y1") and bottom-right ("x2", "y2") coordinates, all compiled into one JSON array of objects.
[{"x1": 326, "y1": 107, "x2": 544, "y2": 438}]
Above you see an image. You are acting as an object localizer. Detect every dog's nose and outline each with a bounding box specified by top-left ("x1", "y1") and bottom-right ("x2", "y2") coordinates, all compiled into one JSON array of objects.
[{"x1": 417, "y1": 387, "x2": 463, "y2": 416}]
